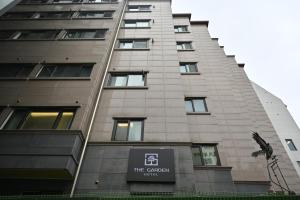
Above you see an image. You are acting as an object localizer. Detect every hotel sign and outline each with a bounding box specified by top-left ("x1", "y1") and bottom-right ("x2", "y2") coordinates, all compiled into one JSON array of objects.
[{"x1": 127, "y1": 149, "x2": 175, "y2": 183}]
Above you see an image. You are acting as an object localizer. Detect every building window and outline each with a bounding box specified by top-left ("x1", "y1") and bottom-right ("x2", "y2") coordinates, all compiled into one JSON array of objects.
[
  {"x1": 53, "y1": 0, "x2": 82, "y2": 3},
  {"x1": 108, "y1": 73, "x2": 145, "y2": 87},
  {"x1": 37, "y1": 64, "x2": 93, "y2": 78},
  {"x1": 124, "y1": 20, "x2": 150, "y2": 28},
  {"x1": 127, "y1": 5, "x2": 151, "y2": 12},
  {"x1": 112, "y1": 119, "x2": 144, "y2": 141},
  {"x1": 88, "y1": 0, "x2": 118, "y2": 3},
  {"x1": 177, "y1": 42, "x2": 193, "y2": 50},
  {"x1": 297, "y1": 161, "x2": 300, "y2": 168},
  {"x1": 0, "y1": 64, "x2": 34, "y2": 78},
  {"x1": 33, "y1": 12, "x2": 73, "y2": 19},
  {"x1": 3, "y1": 109, "x2": 75, "y2": 130},
  {"x1": 0, "y1": 31, "x2": 15, "y2": 40},
  {"x1": 77, "y1": 11, "x2": 114, "y2": 18},
  {"x1": 20, "y1": 0, "x2": 49, "y2": 3},
  {"x1": 286, "y1": 139, "x2": 297, "y2": 151},
  {"x1": 64, "y1": 29, "x2": 107, "y2": 39},
  {"x1": 13, "y1": 30, "x2": 59, "y2": 40},
  {"x1": 185, "y1": 97, "x2": 208, "y2": 113},
  {"x1": 119, "y1": 39, "x2": 148, "y2": 49},
  {"x1": 180, "y1": 63, "x2": 198, "y2": 73},
  {"x1": 174, "y1": 25, "x2": 188, "y2": 33},
  {"x1": 192, "y1": 145, "x2": 220, "y2": 166},
  {"x1": 1, "y1": 12, "x2": 35, "y2": 19}
]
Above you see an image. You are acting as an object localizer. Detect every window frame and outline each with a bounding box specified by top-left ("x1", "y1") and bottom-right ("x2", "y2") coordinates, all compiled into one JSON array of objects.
[
  {"x1": 75, "y1": 11, "x2": 114, "y2": 19},
  {"x1": 174, "y1": 25, "x2": 189, "y2": 33},
  {"x1": 62, "y1": 29, "x2": 107, "y2": 40},
  {"x1": 127, "y1": 5, "x2": 151, "y2": 12},
  {"x1": 123, "y1": 20, "x2": 151, "y2": 28},
  {"x1": 118, "y1": 39, "x2": 149, "y2": 49},
  {"x1": 11, "y1": 30, "x2": 61, "y2": 40},
  {"x1": 192, "y1": 144, "x2": 221, "y2": 167},
  {"x1": 176, "y1": 41, "x2": 193, "y2": 50},
  {"x1": 2, "y1": 108, "x2": 76, "y2": 130},
  {"x1": 180, "y1": 62, "x2": 198, "y2": 73},
  {"x1": 107, "y1": 72, "x2": 147, "y2": 87},
  {"x1": 111, "y1": 118, "x2": 145, "y2": 141},
  {"x1": 285, "y1": 139, "x2": 298, "y2": 151},
  {"x1": 185, "y1": 97, "x2": 208, "y2": 113},
  {"x1": 0, "y1": 63, "x2": 35, "y2": 78}
]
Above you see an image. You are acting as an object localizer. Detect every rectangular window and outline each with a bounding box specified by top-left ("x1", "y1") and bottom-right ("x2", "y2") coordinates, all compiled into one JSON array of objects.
[
  {"x1": 20, "y1": 0, "x2": 49, "y2": 3},
  {"x1": 174, "y1": 25, "x2": 188, "y2": 33},
  {"x1": 64, "y1": 29, "x2": 107, "y2": 39},
  {"x1": 119, "y1": 39, "x2": 148, "y2": 49},
  {"x1": 112, "y1": 119, "x2": 144, "y2": 141},
  {"x1": 127, "y1": 5, "x2": 151, "y2": 12},
  {"x1": 108, "y1": 73, "x2": 145, "y2": 87},
  {"x1": 185, "y1": 97, "x2": 208, "y2": 113},
  {"x1": 53, "y1": 0, "x2": 82, "y2": 3},
  {"x1": 297, "y1": 161, "x2": 300, "y2": 168},
  {"x1": 13, "y1": 30, "x2": 59, "y2": 40},
  {"x1": 0, "y1": 31, "x2": 15, "y2": 40},
  {"x1": 33, "y1": 12, "x2": 73, "y2": 19},
  {"x1": 77, "y1": 11, "x2": 114, "y2": 18},
  {"x1": 0, "y1": 64, "x2": 34, "y2": 78},
  {"x1": 37, "y1": 63, "x2": 93, "y2": 78},
  {"x1": 180, "y1": 63, "x2": 198, "y2": 73},
  {"x1": 124, "y1": 20, "x2": 150, "y2": 28},
  {"x1": 286, "y1": 139, "x2": 297, "y2": 151},
  {"x1": 88, "y1": 0, "x2": 118, "y2": 3},
  {"x1": 3, "y1": 109, "x2": 75, "y2": 130},
  {"x1": 177, "y1": 42, "x2": 193, "y2": 50},
  {"x1": 1, "y1": 12, "x2": 35, "y2": 19},
  {"x1": 192, "y1": 145, "x2": 220, "y2": 166}
]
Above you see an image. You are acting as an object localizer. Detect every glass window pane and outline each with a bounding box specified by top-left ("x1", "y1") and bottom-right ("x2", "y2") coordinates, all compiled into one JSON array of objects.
[
  {"x1": 187, "y1": 64, "x2": 197, "y2": 72},
  {"x1": 286, "y1": 139, "x2": 297, "y2": 151},
  {"x1": 124, "y1": 22, "x2": 136, "y2": 27},
  {"x1": 18, "y1": 30, "x2": 58, "y2": 40},
  {"x1": 127, "y1": 75, "x2": 144, "y2": 86},
  {"x1": 136, "y1": 21, "x2": 149, "y2": 27},
  {"x1": 180, "y1": 65, "x2": 187, "y2": 73},
  {"x1": 201, "y1": 146, "x2": 218, "y2": 166},
  {"x1": 139, "y1": 5, "x2": 150, "y2": 11},
  {"x1": 21, "y1": 112, "x2": 59, "y2": 129},
  {"x1": 183, "y1": 43, "x2": 192, "y2": 49},
  {"x1": 38, "y1": 65, "x2": 56, "y2": 77},
  {"x1": 115, "y1": 122, "x2": 128, "y2": 141},
  {"x1": 110, "y1": 76, "x2": 127, "y2": 86},
  {"x1": 4, "y1": 110, "x2": 28, "y2": 129},
  {"x1": 56, "y1": 112, "x2": 74, "y2": 129},
  {"x1": 0, "y1": 64, "x2": 34, "y2": 77},
  {"x1": 128, "y1": 121, "x2": 142, "y2": 141},
  {"x1": 185, "y1": 100, "x2": 193, "y2": 112},
  {"x1": 16, "y1": 66, "x2": 34, "y2": 77},
  {"x1": 80, "y1": 66, "x2": 92, "y2": 77},
  {"x1": 134, "y1": 40, "x2": 147, "y2": 48},
  {"x1": 193, "y1": 99, "x2": 206, "y2": 112},
  {"x1": 177, "y1": 44, "x2": 183, "y2": 50},
  {"x1": 192, "y1": 147, "x2": 202, "y2": 165},
  {"x1": 120, "y1": 41, "x2": 133, "y2": 49},
  {"x1": 0, "y1": 31, "x2": 15, "y2": 39}
]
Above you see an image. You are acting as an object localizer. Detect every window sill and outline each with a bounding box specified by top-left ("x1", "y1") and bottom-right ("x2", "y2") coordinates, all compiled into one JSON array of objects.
[
  {"x1": 30, "y1": 77, "x2": 91, "y2": 80},
  {"x1": 121, "y1": 27, "x2": 151, "y2": 29},
  {"x1": 180, "y1": 72, "x2": 200, "y2": 75},
  {"x1": 125, "y1": 11, "x2": 152, "y2": 13},
  {"x1": 175, "y1": 31, "x2": 191, "y2": 33},
  {"x1": 104, "y1": 86, "x2": 148, "y2": 90},
  {"x1": 0, "y1": 17, "x2": 113, "y2": 21},
  {"x1": 19, "y1": 2, "x2": 119, "y2": 5},
  {"x1": 186, "y1": 112, "x2": 211, "y2": 115},
  {"x1": 177, "y1": 49, "x2": 195, "y2": 51},
  {"x1": 59, "y1": 38, "x2": 105, "y2": 41},
  {"x1": 114, "y1": 48, "x2": 150, "y2": 51},
  {"x1": 193, "y1": 165, "x2": 232, "y2": 171}
]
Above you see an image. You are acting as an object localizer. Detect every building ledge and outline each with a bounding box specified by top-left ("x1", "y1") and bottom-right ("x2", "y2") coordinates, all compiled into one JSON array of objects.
[
  {"x1": 114, "y1": 48, "x2": 150, "y2": 51},
  {"x1": 103, "y1": 86, "x2": 148, "y2": 90},
  {"x1": 190, "y1": 21, "x2": 209, "y2": 27},
  {"x1": 193, "y1": 166, "x2": 232, "y2": 171},
  {"x1": 172, "y1": 13, "x2": 191, "y2": 20},
  {"x1": 186, "y1": 112, "x2": 211, "y2": 115},
  {"x1": 180, "y1": 72, "x2": 201, "y2": 75}
]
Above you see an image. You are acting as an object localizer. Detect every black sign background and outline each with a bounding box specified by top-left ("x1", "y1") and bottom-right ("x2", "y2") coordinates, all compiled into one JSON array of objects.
[{"x1": 127, "y1": 149, "x2": 175, "y2": 183}]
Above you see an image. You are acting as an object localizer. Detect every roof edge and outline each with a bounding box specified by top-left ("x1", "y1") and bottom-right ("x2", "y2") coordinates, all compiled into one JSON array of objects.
[{"x1": 190, "y1": 20, "x2": 209, "y2": 27}]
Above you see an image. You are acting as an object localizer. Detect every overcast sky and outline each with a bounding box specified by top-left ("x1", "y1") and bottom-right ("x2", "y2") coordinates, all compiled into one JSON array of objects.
[{"x1": 172, "y1": 0, "x2": 300, "y2": 127}]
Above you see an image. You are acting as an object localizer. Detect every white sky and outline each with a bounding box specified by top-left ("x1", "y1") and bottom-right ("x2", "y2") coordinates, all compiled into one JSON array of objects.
[{"x1": 172, "y1": 0, "x2": 300, "y2": 127}]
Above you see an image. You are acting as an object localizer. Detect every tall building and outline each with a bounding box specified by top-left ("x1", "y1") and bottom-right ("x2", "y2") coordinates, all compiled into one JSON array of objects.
[
  {"x1": 252, "y1": 82, "x2": 300, "y2": 179},
  {"x1": 0, "y1": 0, "x2": 299, "y2": 196}
]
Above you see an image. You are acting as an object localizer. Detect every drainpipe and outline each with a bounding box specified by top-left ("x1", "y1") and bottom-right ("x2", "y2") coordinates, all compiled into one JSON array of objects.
[{"x1": 70, "y1": 0, "x2": 128, "y2": 197}]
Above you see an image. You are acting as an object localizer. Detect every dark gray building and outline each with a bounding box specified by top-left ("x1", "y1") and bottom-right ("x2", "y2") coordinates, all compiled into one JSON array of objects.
[{"x1": 0, "y1": 0, "x2": 299, "y2": 196}]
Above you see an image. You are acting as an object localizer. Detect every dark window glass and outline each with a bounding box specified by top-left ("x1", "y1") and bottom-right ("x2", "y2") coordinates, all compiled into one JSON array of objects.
[
  {"x1": 192, "y1": 145, "x2": 220, "y2": 166},
  {"x1": 286, "y1": 139, "x2": 297, "y2": 151},
  {"x1": 174, "y1": 26, "x2": 188, "y2": 32},
  {"x1": 109, "y1": 73, "x2": 145, "y2": 86},
  {"x1": 180, "y1": 63, "x2": 198, "y2": 73},
  {"x1": 33, "y1": 12, "x2": 73, "y2": 19},
  {"x1": 0, "y1": 64, "x2": 34, "y2": 77},
  {"x1": 119, "y1": 40, "x2": 148, "y2": 49},
  {"x1": 53, "y1": 0, "x2": 82, "y2": 3},
  {"x1": 185, "y1": 98, "x2": 207, "y2": 112},
  {"x1": 113, "y1": 119, "x2": 143, "y2": 141},
  {"x1": 0, "y1": 31, "x2": 15, "y2": 39},
  {"x1": 124, "y1": 20, "x2": 150, "y2": 28},
  {"x1": 77, "y1": 11, "x2": 113, "y2": 18},
  {"x1": 3, "y1": 109, "x2": 75, "y2": 130},
  {"x1": 128, "y1": 5, "x2": 151, "y2": 11},
  {"x1": 38, "y1": 64, "x2": 93, "y2": 77},
  {"x1": 15, "y1": 30, "x2": 59, "y2": 40},
  {"x1": 20, "y1": 0, "x2": 49, "y2": 3},
  {"x1": 1, "y1": 12, "x2": 34, "y2": 19},
  {"x1": 64, "y1": 29, "x2": 107, "y2": 39},
  {"x1": 88, "y1": 0, "x2": 118, "y2": 3},
  {"x1": 177, "y1": 42, "x2": 193, "y2": 50},
  {"x1": 297, "y1": 161, "x2": 300, "y2": 168}
]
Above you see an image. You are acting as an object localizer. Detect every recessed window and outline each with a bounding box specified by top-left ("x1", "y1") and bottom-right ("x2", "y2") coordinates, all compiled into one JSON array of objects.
[
  {"x1": 285, "y1": 139, "x2": 297, "y2": 151},
  {"x1": 13, "y1": 30, "x2": 60, "y2": 40},
  {"x1": 88, "y1": 0, "x2": 118, "y2": 3},
  {"x1": 1, "y1": 12, "x2": 35, "y2": 19},
  {"x1": 33, "y1": 12, "x2": 73, "y2": 19},
  {"x1": 37, "y1": 63, "x2": 93, "y2": 78},
  {"x1": 108, "y1": 73, "x2": 145, "y2": 87},
  {"x1": 177, "y1": 42, "x2": 193, "y2": 50},
  {"x1": 127, "y1": 5, "x2": 151, "y2": 12},
  {"x1": 77, "y1": 11, "x2": 114, "y2": 18},
  {"x1": 297, "y1": 161, "x2": 300, "y2": 168},
  {"x1": 119, "y1": 39, "x2": 148, "y2": 49},
  {"x1": 180, "y1": 63, "x2": 198, "y2": 73},
  {"x1": 64, "y1": 29, "x2": 107, "y2": 39},
  {"x1": 174, "y1": 26, "x2": 188, "y2": 33},
  {"x1": 185, "y1": 97, "x2": 208, "y2": 113},
  {"x1": 3, "y1": 109, "x2": 75, "y2": 130},
  {"x1": 124, "y1": 20, "x2": 150, "y2": 28},
  {"x1": 192, "y1": 145, "x2": 220, "y2": 166},
  {"x1": 20, "y1": 0, "x2": 49, "y2": 3},
  {"x1": 0, "y1": 31, "x2": 15, "y2": 39},
  {"x1": 53, "y1": 0, "x2": 82, "y2": 3},
  {"x1": 0, "y1": 64, "x2": 34, "y2": 78},
  {"x1": 112, "y1": 119, "x2": 144, "y2": 141}
]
